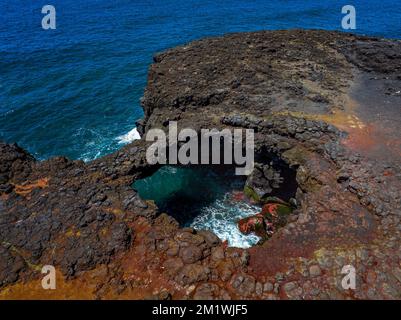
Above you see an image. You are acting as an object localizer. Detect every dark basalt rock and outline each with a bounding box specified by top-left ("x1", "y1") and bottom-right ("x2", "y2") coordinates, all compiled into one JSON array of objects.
[
  {"x1": 1, "y1": 30, "x2": 401, "y2": 300},
  {"x1": 0, "y1": 142, "x2": 34, "y2": 189},
  {"x1": 0, "y1": 139, "x2": 155, "y2": 281},
  {"x1": 0, "y1": 245, "x2": 26, "y2": 287},
  {"x1": 244, "y1": 163, "x2": 283, "y2": 202}
]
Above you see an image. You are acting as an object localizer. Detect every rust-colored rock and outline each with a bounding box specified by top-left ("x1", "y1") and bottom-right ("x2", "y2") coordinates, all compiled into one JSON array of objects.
[{"x1": 1, "y1": 29, "x2": 401, "y2": 300}]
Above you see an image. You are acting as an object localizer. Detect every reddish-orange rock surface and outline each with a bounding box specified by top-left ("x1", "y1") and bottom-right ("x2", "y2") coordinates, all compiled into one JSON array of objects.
[{"x1": 1, "y1": 30, "x2": 400, "y2": 300}]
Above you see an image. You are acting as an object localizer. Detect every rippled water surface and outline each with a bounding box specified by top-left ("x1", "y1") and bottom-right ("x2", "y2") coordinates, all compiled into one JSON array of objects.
[{"x1": 1, "y1": 0, "x2": 400, "y2": 160}]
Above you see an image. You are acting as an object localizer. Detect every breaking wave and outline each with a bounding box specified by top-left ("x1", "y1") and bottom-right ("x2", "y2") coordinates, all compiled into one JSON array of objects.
[
  {"x1": 134, "y1": 166, "x2": 261, "y2": 249},
  {"x1": 190, "y1": 194, "x2": 261, "y2": 248},
  {"x1": 116, "y1": 127, "x2": 141, "y2": 144}
]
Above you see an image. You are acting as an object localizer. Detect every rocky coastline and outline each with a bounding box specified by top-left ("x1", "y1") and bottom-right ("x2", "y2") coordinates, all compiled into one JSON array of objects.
[{"x1": 1, "y1": 29, "x2": 401, "y2": 299}]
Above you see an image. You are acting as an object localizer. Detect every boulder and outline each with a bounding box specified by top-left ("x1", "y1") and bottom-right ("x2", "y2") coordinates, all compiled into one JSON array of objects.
[
  {"x1": 197, "y1": 230, "x2": 221, "y2": 247},
  {"x1": 260, "y1": 202, "x2": 292, "y2": 228},
  {"x1": 179, "y1": 246, "x2": 203, "y2": 264},
  {"x1": 237, "y1": 214, "x2": 266, "y2": 237},
  {"x1": 231, "y1": 274, "x2": 256, "y2": 297},
  {"x1": 237, "y1": 200, "x2": 293, "y2": 238}
]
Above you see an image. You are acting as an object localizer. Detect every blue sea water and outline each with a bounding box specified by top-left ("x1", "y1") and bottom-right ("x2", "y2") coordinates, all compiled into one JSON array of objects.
[{"x1": 1, "y1": 0, "x2": 400, "y2": 160}]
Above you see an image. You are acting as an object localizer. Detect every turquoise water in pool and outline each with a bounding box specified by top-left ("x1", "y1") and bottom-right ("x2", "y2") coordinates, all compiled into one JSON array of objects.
[{"x1": 134, "y1": 166, "x2": 261, "y2": 248}]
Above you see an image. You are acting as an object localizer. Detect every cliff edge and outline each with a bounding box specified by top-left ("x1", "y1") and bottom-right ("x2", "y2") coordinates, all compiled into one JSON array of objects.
[{"x1": 1, "y1": 30, "x2": 401, "y2": 299}]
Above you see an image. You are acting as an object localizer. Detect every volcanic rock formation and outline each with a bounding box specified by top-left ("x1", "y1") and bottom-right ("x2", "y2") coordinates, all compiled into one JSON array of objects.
[{"x1": 1, "y1": 30, "x2": 401, "y2": 299}]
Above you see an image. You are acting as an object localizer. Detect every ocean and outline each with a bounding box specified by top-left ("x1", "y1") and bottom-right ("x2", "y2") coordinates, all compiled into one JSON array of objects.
[
  {"x1": 1, "y1": 0, "x2": 400, "y2": 247},
  {"x1": 1, "y1": 0, "x2": 400, "y2": 160}
]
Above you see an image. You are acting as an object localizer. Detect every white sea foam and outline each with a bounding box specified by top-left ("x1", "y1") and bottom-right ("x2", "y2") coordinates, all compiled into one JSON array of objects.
[
  {"x1": 117, "y1": 127, "x2": 141, "y2": 144},
  {"x1": 190, "y1": 193, "x2": 261, "y2": 248},
  {"x1": 73, "y1": 127, "x2": 107, "y2": 162}
]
